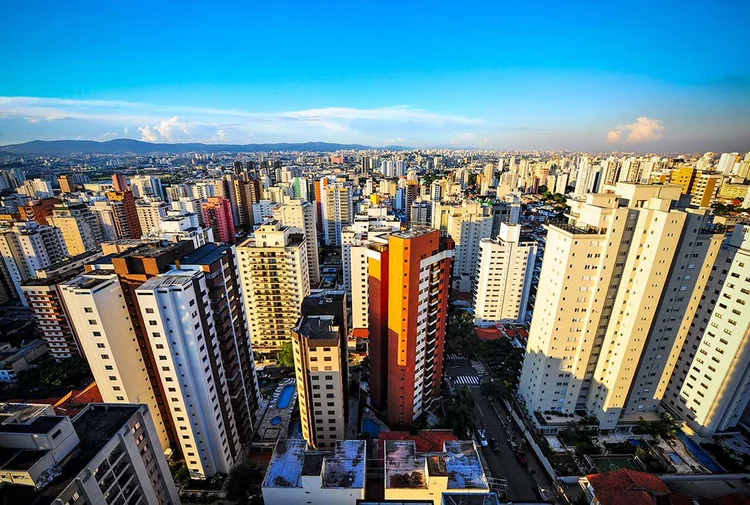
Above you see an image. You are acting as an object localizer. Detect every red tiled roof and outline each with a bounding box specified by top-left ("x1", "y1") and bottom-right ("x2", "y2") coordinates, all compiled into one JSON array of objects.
[
  {"x1": 474, "y1": 327, "x2": 503, "y2": 341},
  {"x1": 352, "y1": 328, "x2": 369, "y2": 339},
  {"x1": 53, "y1": 382, "x2": 103, "y2": 417},
  {"x1": 587, "y1": 469, "x2": 670, "y2": 505},
  {"x1": 378, "y1": 430, "x2": 458, "y2": 459}
]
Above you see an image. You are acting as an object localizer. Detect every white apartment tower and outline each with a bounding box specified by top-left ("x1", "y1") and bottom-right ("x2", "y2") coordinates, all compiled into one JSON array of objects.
[
  {"x1": 136, "y1": 200, "x2": 169, "y2": 235},
  {"x1": 664, "y1": 225, "x2": 750, "y2": 437},
  {"x1": 0, "y1": 221, "x2": 68, "y2": 302},
  {"x1": 136, "y1": 271, "x2": 241, "y2": 478},
  {"x1": 473, "y1": 223, "x2": 537, "y2": 326},
  {"x1": 237, "y1": 220, "x2": 310, "y2": 360},
  {"x1": 519, "y1": 184, "x2": 724, "y2": 430},
  {"x1": 322, "y1": 183, "x2": 353, "y2": 246},
  {"x1": 59, "y1": 272, "x2": 171, "y2": 451},
  {"x1": 446, "y1": 201, "x2": 493, "y2": 293},
  {"x1": 273, "y1": 199, "x2": 321, "y2": 286}
]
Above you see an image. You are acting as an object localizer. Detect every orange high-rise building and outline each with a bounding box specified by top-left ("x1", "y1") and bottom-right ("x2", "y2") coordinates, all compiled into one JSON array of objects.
[{"x1": 368, "y1": 227, "x2": 453, "y2": 426}]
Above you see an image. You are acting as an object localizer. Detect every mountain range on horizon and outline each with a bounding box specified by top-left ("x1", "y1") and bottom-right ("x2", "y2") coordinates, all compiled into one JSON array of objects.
[{"x1": 0, "y1": 138, "x2": 408, "y2": 156}]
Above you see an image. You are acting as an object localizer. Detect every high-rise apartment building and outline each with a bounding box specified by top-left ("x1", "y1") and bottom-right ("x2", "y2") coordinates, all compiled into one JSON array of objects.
[
  {"x1": 519, "y1": 184, "x2": 724, "y2": 430},
  {"x1": 57, "y1": 174, "x2": 77, "y2": 193},
  {"x1": 91, "y1": 200, "x2": 118, "y2": 241},
  {"x1": 322, "y1": 183, "x2": 353, "y2": 246},
  {"x1": 107, "y1": 190, "x2": 142, "y2": 239},
  {"x1": 292, "y1": 291, "x2": 348, "y2": 449},
  {"x1": 112, "y1": 173, "x2": 129, "y2": 191},
  {"x1": 136, "y1": 200, "x2": 169, "y2": 235},
  {"x1": 237, "y1": 220, "x2": 310, "y2": 360},
  {"x1": 690, "y1": 172, "x2": 723, "y2": 207},
  {"x1": 47, "y1": 201, "x2": 103, "y2": 255},
  {"x1": 473, "y1": 223, "x2": 537, "y2": 326},
  {"x1": 273, "y1": 199, "x2": 320, "y2": 286},
  {"x1": 717, "y1": 153, "x2": 740, "y2": 175},
  {"x1": 22, "y1": 269, "x2": 83, "y2": 360},
  {"x1": 18, "y1": 197, "x2": 59, "y2": 225},
  {"x1": 60, "y1": 271, "x2": 171, "y2": 451},
  {"x1": 135, "y1": 271, "x2": 241, "y2": 478},
  {"x1": 446, "y1": 201, "x2": 494, "y2": 293},
  {"x1": 668, "y1": 166, "x2": 696, "y2": 194},
  {"x1": 177, "y1": 243, "x2": 261, "y2": 443},
  {"x1": 0, "y1": 221, "x2": 68, "y2": 301},
  {"x1": 664, "y1": 225, "x2": 750, "y2": 437},
  {"x1": 0, "y1": 403, "x2": 180, "y2": 505},
  {"x1": 368, "y1": 228, "x2": 452, "y2": 426},
  {"x1": 202, "y1": 197, "x2": 236, "y2": 243}
]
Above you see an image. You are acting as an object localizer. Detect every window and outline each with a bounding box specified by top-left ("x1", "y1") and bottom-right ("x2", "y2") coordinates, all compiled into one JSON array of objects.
[
  {"x1": 84, "y1": 307, "x2": 93, "y2": 313},
  {"x1": 145, "y1": 308, "x2": 154, "y2": 314}
]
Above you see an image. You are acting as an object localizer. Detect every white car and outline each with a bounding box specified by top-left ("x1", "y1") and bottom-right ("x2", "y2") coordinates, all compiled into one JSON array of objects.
[{"x1": 477, "y1": 429, "x2": 488, "y2": 447}]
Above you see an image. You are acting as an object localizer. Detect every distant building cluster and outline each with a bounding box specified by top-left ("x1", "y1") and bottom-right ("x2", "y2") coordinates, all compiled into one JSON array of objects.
[{"x1": 0, "y1": 147, "x2": 748, "y2": 504}]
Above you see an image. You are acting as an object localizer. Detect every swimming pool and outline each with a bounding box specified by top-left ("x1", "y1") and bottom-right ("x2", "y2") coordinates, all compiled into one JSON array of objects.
[
  {"x1": 277, "y1": 384, "x2": 296, "y2": 409},
  {"x1": 667, "y1": 452, "x2": 684, "y2": 463},
  {"x1": 676, "y1": 431, "x2": 722, "y2": 472}
]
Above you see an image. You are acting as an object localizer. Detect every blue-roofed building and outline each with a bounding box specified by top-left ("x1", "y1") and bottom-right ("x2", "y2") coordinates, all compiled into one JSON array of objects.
[
  {"x1": 384, "y1": 440, "x2": 490, "y2": 505},
  {"x1": 262, "y1": 439, "x2": 367, "y2": 505}
]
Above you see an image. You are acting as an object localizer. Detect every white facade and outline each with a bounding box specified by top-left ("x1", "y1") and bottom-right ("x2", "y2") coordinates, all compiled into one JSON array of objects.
[
  {"x1": 0, "y1": 221, "x2": 68, "y2": 302},
  {"x1": 136, "y1": 271, "x2": 239, "y2": 478},
  {"x1": 322, "y1": 184, "x2": 353, "y2": 246},
  {"x1": 665, "y1": 225, "x2": 750, "y2": 437},
  {"x1": 262, "y1": 440, "x2": 366, "y2": 505},
  {"x1": 446, "y1": 201, "x2": 493, "y2": 293},
  {"x1": 136, "y1": 200, "x2": 168, "y2": 235},
  {"x1": 273, "y1": 199, "x2": 320, "y2": 286},
  {"x1": 60, "y1": 272, "x2": 170, "y2": 451},
  {"x1": 252, "y1": 199, "x2": 275, "y2": 224},
  {"x1": 342, "y1": 227, "x2": 393, "y2": 329},
  {"x1": 473, "y1": 224, "x2": 537, "y2": 326},
  {"x1": 519, "y1": 184, "x2": 723, "y2": 430}
]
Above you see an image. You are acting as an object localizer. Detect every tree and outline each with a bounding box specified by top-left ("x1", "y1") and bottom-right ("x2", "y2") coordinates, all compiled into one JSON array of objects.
[
  {"x1": 445, "y1": 386, "x2": 476, "y2": 437},
  {"x1": 226, "y1": 461, "x2": 264, "y2": 501},
  {"x1": 277, "y1": 342, "x2": 294, "y2": 368}
]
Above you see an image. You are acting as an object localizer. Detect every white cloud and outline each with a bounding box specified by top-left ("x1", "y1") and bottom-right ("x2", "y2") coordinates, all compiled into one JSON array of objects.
[
  {"x1": 0, "y1": 96, "x2": 483, "y2": 145},
  {"x1": 139, "y1": 116, "x2": 197, "y2": 142},
  {"x1": 607, "y1": 117, "x2": 664, "y2": 143}
]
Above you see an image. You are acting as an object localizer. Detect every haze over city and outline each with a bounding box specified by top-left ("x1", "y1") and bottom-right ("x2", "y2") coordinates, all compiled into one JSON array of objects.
[{"x1": 2, "y1": 0, "x2": 749, "y2": 151}]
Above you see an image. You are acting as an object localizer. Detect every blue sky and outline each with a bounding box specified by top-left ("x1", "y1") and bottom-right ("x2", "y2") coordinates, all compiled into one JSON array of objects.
[{"x1": 1, "y1": 0, "x2": 749, "y2": 151}]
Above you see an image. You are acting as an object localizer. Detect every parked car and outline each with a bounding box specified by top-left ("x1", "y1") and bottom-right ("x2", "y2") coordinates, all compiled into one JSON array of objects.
[{"x1": 477, "y1": 429, "x2": 488, "y2": 447}]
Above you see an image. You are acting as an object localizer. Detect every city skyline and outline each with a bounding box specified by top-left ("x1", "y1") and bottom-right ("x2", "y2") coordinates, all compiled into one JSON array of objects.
[{"x1": 1, "y1": 1, "x2": 749, "y2": 151}]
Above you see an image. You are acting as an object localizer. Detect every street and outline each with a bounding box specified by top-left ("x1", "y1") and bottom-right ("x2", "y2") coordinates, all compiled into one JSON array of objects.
[{"x1": 445, "y1": 357, "x2": 551, "y2": 501}]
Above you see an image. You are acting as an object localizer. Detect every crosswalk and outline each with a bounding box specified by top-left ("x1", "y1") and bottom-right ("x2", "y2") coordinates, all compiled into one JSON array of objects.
[
  {"x1": 453, "y1": 375, "x2": 481, "y2": 386},
  {"x1": 446, "y1": 353, "x2": 466, "y2": 361}
]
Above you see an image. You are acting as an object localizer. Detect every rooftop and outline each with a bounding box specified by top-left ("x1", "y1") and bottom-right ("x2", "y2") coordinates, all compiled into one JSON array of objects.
[
  {"x1": 263, "y1": 439, "x2": 367, "y2": 490},
  {"x1": 262, "y1": 439, "x2": 307, "y2": 488},
  {"x1": 0, "y1": 404, "x2": 139, "y2": 505},
  {"x1": 179, "y1": 242, "x2": 229, "y2": 266},
  {"x1": 385, "y1": 440, "x2": 427, "y2": 489},
  {"x1": 442, "y1": 441, "x2": 488, "y2": 490},
  {"x1": 138, "y1": 271, "x2": 197, "y2": 290},
  {"x1": 321, "y1": 441, "x2": 366, "y2": 489},
  {"x1": 586, "y1": 469, "x2": 670, "y2": 505},
  {"x1": 297, "y1": 315, "x2": 340, "y2": 341},
  {"x1": 384, "y1": 440, "x2": 488, "y2": 491},
  {"x1": 392, "y1": 226, "x2": 437, "y2": 240}
]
